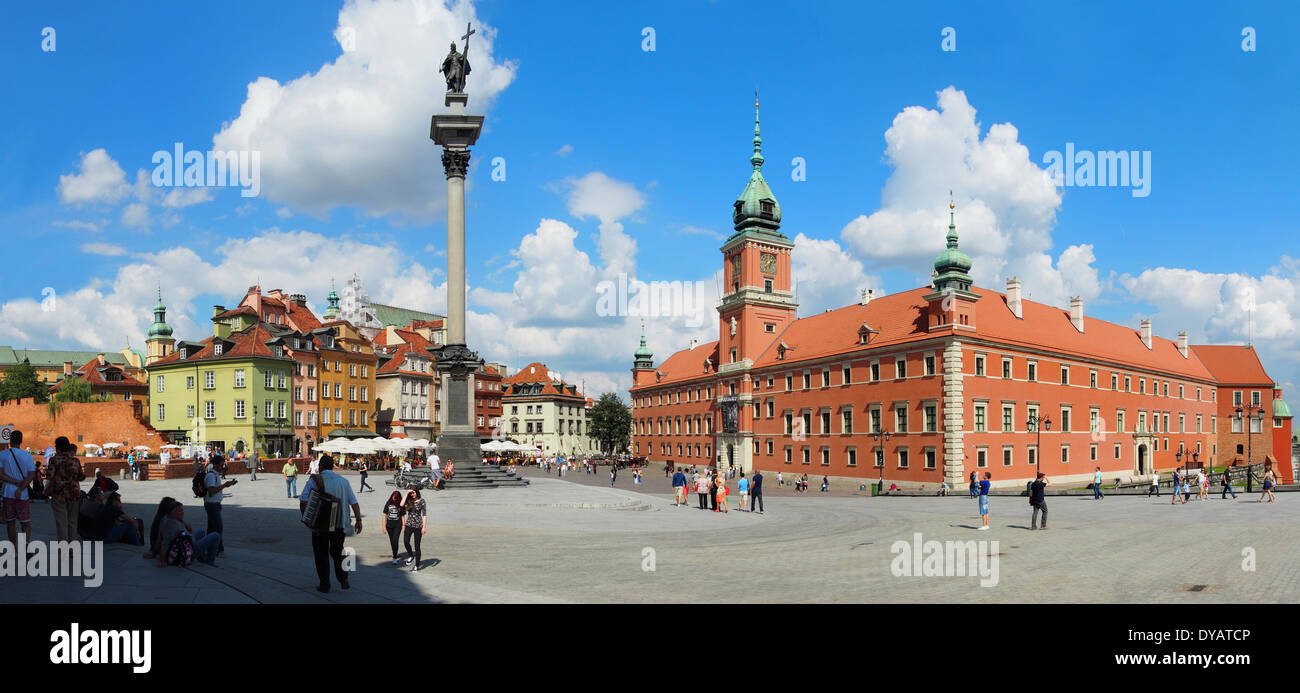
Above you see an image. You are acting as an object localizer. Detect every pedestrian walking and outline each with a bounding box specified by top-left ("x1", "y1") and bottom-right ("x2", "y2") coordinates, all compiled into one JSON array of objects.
[
  {"x1": 750, "y1": 470, "x2": 765, "y2": 513},
  {"x1": 821, "y1": 476, "x2": 829, "y2": 493},
  {"x1": 716, "y1": 477, "x2": 729, "y2": 513},
  {"x1": 695, "y1": 472, "x2": 709, "y2": 509},
  {"x1": 737, "y1": 472, "x2": 749, "y2": 511},
  {"x1": 1092, "y1": 467, "x2": 1104, "y2": 500},
  {"x1": 1147, "y1": 470, "x2": 1160, "y2": 497},
  {"x1": 248, "y1": 450, "x2": 259, "y2": 481},
  {"x1": 610, "y1": 465, "x2": 617, "y2": 487},
  {"x1": 382, "y1": 491, "x2": 405, "y2": 564},
  {"x1": 402, "y1": 489, "x2": 427, "y2": 571},
  {"x1": 1029, "y1": 472, "x2": 1049, "y2": 530},
  {"x1": 777, "y1": 471, "x2": 784, "y2": 487},
  {"x1": 358, "y1": 459, "x2": 374, "y2": 493},
  {"x1": 1170, "y1": 467, "x2": 1183, "y2": 505},
  {"x1": 283, "y1": 458, "x2": 299, "y2": 498},
  {"x1": 44, "y1": 436, "x2": 85, "y2": 542},
  {"x1": 671, "y1": 467, "x2": 687, "y2": 506},
  {"x1": 709, "y1": 470, "x2": 719, "y2": 510},
  {"x1": 1217, "y1": 467, "x2": 1235, "y2": 499},
  {"x1": 1258, "y1": 466, "x2": 1277, "y2": 503},
  {"x1": 298, "y1": 455, "x2": 361, "y2": 592},
  {"x1": 978, "y1": 472, "x2": 992, "y2": 530}
]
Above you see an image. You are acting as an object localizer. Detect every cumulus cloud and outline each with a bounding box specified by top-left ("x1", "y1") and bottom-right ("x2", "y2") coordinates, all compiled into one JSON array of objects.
[
  {"x1": 80, "y1": 243, "x2": 128, "y2": 257},
  {"x1": 791, "y1": 233, "x2": 882, "y2": 314},
  {"x1": 562, "y1": 171, "x2": 647, "y2": 278},
  {"x1": 555, "y1": 144, "x2": 573, "y2": 157},
  {"x1": 57, "y1": 149, "x2": 130, "y2": 205},
  {"x1": 839, "y1": 86, "x2": 1093, "y2": 307},
  {"x1": 211, "y1": 0, "x2": 516, "y2": 222}
]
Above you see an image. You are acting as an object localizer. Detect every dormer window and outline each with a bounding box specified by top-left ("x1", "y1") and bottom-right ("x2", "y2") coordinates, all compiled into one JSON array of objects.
[
  {"x1": 213, "y1": 343, "x2": 223, "y2": 357},
  {"x1": 857, "y1": 322, "x2": 878, "y2": 345},
  {"x1": 760, "y1": 200, "x2": 774, "y2": 216}
]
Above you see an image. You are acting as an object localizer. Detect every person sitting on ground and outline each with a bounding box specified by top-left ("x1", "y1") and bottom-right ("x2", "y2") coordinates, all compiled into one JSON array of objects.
[
  {"x1": 93, "y1": 469, "x2": 119, "y2": 496},
  {"x1": 145, "y1": 495, "x2": 177, "y2": 559},
  {"x1": 156, "y1": 499, "x2": 220, "y2": 566},
  {"x1": 78, "y1": 487, "x2": 105, "y2": 540},
  {"x1": 93, "y1": 492, "x2": 144, "y2": 545}
]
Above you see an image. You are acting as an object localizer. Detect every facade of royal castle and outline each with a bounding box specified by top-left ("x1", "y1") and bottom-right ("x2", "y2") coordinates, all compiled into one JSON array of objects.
[{"x1": 629, "y1": 101, "x2": 1293, "y2": 488}]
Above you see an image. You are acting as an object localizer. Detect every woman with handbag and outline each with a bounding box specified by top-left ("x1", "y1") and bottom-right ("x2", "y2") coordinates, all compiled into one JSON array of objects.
[{"x1": 402, "y1": 489, "x2": 428, "y2": 571}]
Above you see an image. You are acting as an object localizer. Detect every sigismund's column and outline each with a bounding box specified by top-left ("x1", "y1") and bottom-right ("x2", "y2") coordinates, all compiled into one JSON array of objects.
[{"x1": 430, "y1": 45, "x2": 485, "y2": 471}]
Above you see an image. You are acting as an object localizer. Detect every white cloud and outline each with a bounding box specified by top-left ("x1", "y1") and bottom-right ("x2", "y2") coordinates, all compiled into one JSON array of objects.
[
  {"x1": 791, "y1": 233, "x2": 882, "y2": 314},
  {"x1": 212, "y1": 0, "x2": 516, "y2": 222},
  {"x1": 52, "y1": 220, "x2": 103, "y2": 233},
  {"x1": 160, "y1": 188, "x2": 215, "y2": 209},
  {"x1": 555, "y1": 144, "x2": 573, "y2": 157},
  {"x1": 562, "y1": 171, "x2": 646, "y2": 278},
  {"x1": 679, "y1": 224, "x2": 724, "y2": 241},
  {"x1": 121, "y1": 203, "x2": 150, "y2": 230},
  {"x1": 57, "y1": 149, "x2": 130, "y2": 205},
  {"x1": 80, "y1": 243, "x2": 128, "y2": 256},
  {"x1": 276, "y1": 207, "x2": 293, "y2": 219},
  {"x1": 839, "y1": 86, "x2": 1091, "y2": 307}
]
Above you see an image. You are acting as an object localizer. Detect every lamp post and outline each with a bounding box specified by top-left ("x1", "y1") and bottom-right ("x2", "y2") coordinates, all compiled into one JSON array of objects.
[
  {"x1": 1235, "y1": 404, "x2": 1266, "y2": 493},
  {"x1": 1028, "y1": 414, "x2": 1051, "y2": 476},
  {"x1": 871, "y1": 429, "x2": 891, "y2": 493}
]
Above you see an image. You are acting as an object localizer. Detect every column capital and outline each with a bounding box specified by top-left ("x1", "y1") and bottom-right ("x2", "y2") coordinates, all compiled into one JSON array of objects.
[{"x1": 442, "y1": 149, "x2": 472, "y2": 179}]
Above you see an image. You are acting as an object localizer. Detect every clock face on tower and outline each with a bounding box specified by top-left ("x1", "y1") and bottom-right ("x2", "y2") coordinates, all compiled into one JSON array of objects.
[{"x1": 760, "y1": 252, "x2": 777, "y2": 275}]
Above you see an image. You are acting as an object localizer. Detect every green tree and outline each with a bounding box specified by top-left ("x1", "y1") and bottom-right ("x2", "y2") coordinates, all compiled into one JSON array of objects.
[
  {"x1": 0, "y1": 361, "x2": 49, "y2": 404},
  {"x1": 47, "y1": 376, "x2": 107, "y2": 418},
  {"x1": 589, "y1": 392, "x2": 632, "y2": 456}
]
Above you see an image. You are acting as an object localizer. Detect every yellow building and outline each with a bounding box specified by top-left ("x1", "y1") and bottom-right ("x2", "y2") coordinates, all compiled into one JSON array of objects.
[{"x1": 318, "y1": 320, "x2": 379, "y2": 438}]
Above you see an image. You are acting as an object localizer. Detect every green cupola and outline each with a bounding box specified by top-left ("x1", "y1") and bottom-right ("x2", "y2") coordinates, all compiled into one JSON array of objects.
[
  {"x1": 147, "y1": 288, "x2": 174, "y2": 338},
  {"x1": 633, "y1": 321, "x2": 654, "y2": 370},
  {"x1": 324, "y1": 279, "x2": 340, "y2": 320},
  {"x1": 931, "y1": 201, "x2": 974, "y2": 293},
  {"x1": 729, "y1": 94, "x2": 785, "y2": 240}
]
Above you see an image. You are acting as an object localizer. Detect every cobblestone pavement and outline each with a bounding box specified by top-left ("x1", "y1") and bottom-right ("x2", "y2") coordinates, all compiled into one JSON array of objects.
[{"x1": 3, "y1": 469, "x2": 1295, "y2": 603}]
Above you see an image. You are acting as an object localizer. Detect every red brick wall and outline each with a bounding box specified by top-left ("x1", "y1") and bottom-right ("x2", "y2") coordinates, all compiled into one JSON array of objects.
[{"x1": 0, "y1": 397, "x2": 169, "y2": 452}]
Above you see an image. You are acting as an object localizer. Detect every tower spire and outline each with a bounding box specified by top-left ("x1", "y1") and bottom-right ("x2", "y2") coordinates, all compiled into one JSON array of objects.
[
  {"x1": 751, "y1": 89, "x2": 764, "y2": 170},
  {"x1": 947, "y1": 191, "x2": 958, "y2": 248}
]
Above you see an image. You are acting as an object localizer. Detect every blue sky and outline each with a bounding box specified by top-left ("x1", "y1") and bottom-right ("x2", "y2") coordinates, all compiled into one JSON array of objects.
[{"x1": 1, "y1": 0, "x2": 1297, "y2": 395}]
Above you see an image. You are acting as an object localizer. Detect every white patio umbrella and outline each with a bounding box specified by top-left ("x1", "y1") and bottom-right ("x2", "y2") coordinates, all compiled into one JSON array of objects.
[
  {"x1": 481, "y1": 440, "x2": 506, "y2": 452},
  {"x1": 133, "y1": 445, "x2": 151, "y2": 451},
  {"x1": 160, "y1": 444, "x2": 181, "y2": 449},
  {"x1": 102, "y1": 443, "x2": 122, "y2": 449}
]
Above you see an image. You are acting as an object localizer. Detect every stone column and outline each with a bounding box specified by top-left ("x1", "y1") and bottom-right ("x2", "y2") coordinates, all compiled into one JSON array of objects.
[{"x1": 431, "y1": 92, "x2": 486, "y2": 471}]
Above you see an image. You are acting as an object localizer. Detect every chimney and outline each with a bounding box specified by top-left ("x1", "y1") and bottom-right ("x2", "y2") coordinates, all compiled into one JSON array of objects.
[
  {"x1": 1140, "y1": 319, "x2": 1152, "y2": 349},
  {"x1": 1006, "y1": 277, "x2": 1023, "y2": 319},
  {"x1": 1177, "y1": 331, "x2": 1188, "y2": 358},
  {"x1": 1069, "y1": 296, "x2": 1084, "y2": 333},
  {"x1": 213, "y1": 305, "x2": 226, "y2": 318},
  {"x1": 63, "y1": 361, "x2": 74, "y2": 376},
  {"x1": 860, "y1": 288, "x2": 873, "y2": 306}
]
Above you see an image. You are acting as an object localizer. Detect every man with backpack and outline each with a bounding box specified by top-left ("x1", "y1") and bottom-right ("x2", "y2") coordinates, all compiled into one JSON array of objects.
[
  {"x1": 298, "y1": 455, "x2": 361, "y2": 593},
  {"x1": 196, "y1": 460, "x2": 237, "y2": 558}
]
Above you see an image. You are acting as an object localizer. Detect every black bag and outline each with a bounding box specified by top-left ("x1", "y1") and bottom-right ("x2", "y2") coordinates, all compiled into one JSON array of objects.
[
  {"x1": 5, "y1": 450, "x2": 43, "y2": 500},
  {"x1": 301, "y1": 473, "x2": 341, "y2": 533},
  {"x1": 192, "y1": 471, "x2": 207, "y2": 499}
]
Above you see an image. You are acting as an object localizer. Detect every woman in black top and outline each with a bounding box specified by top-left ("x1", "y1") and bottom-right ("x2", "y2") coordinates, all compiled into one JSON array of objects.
[
  {"x1": 402, "y1": 490, "x2": 428, "y2": 571},
  {"x1": 382, "y1": 491, "x2": 405, "y2": 565},
  {"x1": 358, "y1": 458, "x2": 373, "y2": 493}
]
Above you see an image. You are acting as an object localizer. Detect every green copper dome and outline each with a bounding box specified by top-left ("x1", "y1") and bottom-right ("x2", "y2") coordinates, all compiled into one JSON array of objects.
[
  {"x1": 931, "y1": 203, "x2": 974, "y2": 292},
  {"x1": 1273, "y1": 398, "x2": 1292, "y2": 419},
  {"x1": 731, "y1": 97, "x2": 784, "y2": 234},
  {"x1": 147, "y1": 289, "x2": 174, "y2": 338},
  {"x1": 633, "y1": 322, "x2": 653, "y2": 369},
  {"x1": 324, "y1": 280, "x2": 341, "y2": 320}
]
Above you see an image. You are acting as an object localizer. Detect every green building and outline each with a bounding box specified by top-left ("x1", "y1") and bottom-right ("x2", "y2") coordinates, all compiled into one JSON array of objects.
[{"x1": 146, "y1": 309, "x2": 296, "y2": 456}]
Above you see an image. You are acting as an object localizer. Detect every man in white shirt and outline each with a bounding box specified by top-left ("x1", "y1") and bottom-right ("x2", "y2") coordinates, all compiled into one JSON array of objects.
[
  {"x1": 1148, "y1": 469, "x2": 1160, "y2": 497},
  {"x1": 0, "y1": 430, "x2": 38, "y2": 545},
  {"x1": 429, "y1": 452, "x2": 443, "y2": 484},
  {"x1": 299, "y1": 455, "x2": 361, "y2": 593}
]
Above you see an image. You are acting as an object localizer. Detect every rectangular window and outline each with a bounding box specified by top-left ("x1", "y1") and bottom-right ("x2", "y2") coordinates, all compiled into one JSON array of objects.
[
  {"x1": 925, "y1": 449, "x2": 936, "y2": 470},
  {"x1": 766, "y1": 440, "x2": 774, "y2": 456},
  {"x1": 896, "y1": 359, "x2": 906, "y2": 379},
  {"x1": 870, "y1": 363, "x2": 880, "y2": 382},
  {"x1": 1003, "y1": 447, "x2": 1013, "y2": 467},
  {"x1": 1061, "y1": 445, "x2": 1070, "y2": 463},
  {"x1": 1125, "y1": 376, "x2": 1132, "y2": 392},
  {"x1": 234, "y1": 400, "x2": 246, "y2": 419},
  {"x1": 1090, "y1": 371, "x2": 1097, "y2": 388},
  {"x1": 1061, "y1": 365, "x2": 1069, "y2": 385},
  {"x1": 821, "y1": 369, "x2": 830, "y2": 387},
  {"x1": 278, "y1": 373, "x2": 287, "y2": 389},
  {"x1": 974, "y1": 405, "x2": 986, "y2": 432},
  {"x1": 307, "y1": 411, "x2": 315, "y2": 426},
  {"x1": 349, "y1": 364, "x2": 357, "y2": 377},
  {"x1": 204, "y1": 371, "x2": 215, "y2": 389},
  {"x1": 785, "y1": 375, "x2": 793, "y2": 391},
  {"x1": 842, "y1": 409, "x2": 853, "y2": 434},
  {"x1": 1060, "y1": 408, "x2": 1071, "y2": 432},
  {"x1": 820, "y1": 411, "x2": 831, "y2": 434},
  {"x1": 925, "y1": 405, "x2": 937, "y2": 432},
  {"x1": 186, "y1": 376, "x2": 194, "y2": 390},
  {"x1": 1002, "y1": 359, "x2": 1012, "y2": 379},
  {"x1": 897, "y1": 449, "x2": 909, "y2": 468},
  {"x1": 1251, "y1": 391, "x2": 1261, "y2": 406},
  {"x1": 1002, "y1": 406, "x2": 1014, "y2": 432},
  {"x1": 803, "y1": 372, "x2": 811, "y2": 389},
  {"x1": 157, "y1": 403, "x2": 165, "y2": 421},
  {"x1": 278, "y1": 401, "x2": 286, "y2": 419},
  {"x1": 204, "y1": 401, "x2": 215, "y2": 419},
  {"x1": 323, "y1": 408, "x2": 332, "y2": 425},
  {"x1": 785, "y1": 447, "x2": 793, "y2": 464},
  {"x1": 264, "y1": 401, "x2": 272, "y2": 419},
  {"x1": 1114, "y1": 443, "x2": 1121, "y2": 459},
  {"x1": 847, "y1": 448, "x2": 857, "y2": 467},
  {"x1": 1233, "y1": 390, "x2": 1243, "y2": 406},
  {"x1": 767, "y1": 400, "x2": 775, "y2": 418},
  {"x1": 156, "y1": 375, "x2": 165, "y2": 393},
  {"x1": 802, "y1": 447, "x2": 810, "y2": 465},
  {"x1": 1027, "y1": 362, "x2": 1037, "y2": 381},
  {"x1": 293, "y1": 386, "x2": 301, "y2": 401},
  {"x1": 842, "y1": 366, "x2": 851, "y2": 384},
  {"x1": 895, "y1": 406, "x2": 908, "y2": 433},
  {"x1": 925, "y1": 355, "x2": 936, "y2": 376},
  {"x1": 875, "y1": 449, "x2": 884, "y2": 467},
  {"x1": 264, "y1": 372, "x2": 273, "y2": 388},
  {"x1": 974, "y1": 355, "x2": 985, "y2": 376},
  {"x1": 1090, "y1": 444, "x2": 1098, "y2": 461},
  {"x1": 1117, "y1": 411, "x2": 1125, "y2": 433},
  {"x1": 361, "y1": 386, "x2": 368, "y2": 402},
  {"x1": 977, "y1": 449, "x2": 987, "y2": 468},
  {"x1": 820, "y1": 448, "x2": 830, "y2": 466},
  {"x1": 1028, "y1": 446, "x2": 1037, "y2": 467},
  {"x1": 869, "y1": 408, "x2": 881, "y2": 433},
  {"x1": 187, "y1": 405, "x2": 195, "y2": 419}
]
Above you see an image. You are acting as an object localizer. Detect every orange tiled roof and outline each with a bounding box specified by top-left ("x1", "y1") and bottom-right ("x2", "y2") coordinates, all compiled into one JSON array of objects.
[
  {"x1": 213, "y1": 305, "x2": 258, "y2": 321},
  {"x1": 1189, "y1": 345, "x2": 1272, "y2": 385},
  {"x1": 71, "y1": 357, "x2": 147, "y2": 388},
  {"x1": 643, "y1": 285, "x2": 1221, "y2": 386},
  {"x1": 150, "y1": 325, "x2": 286, "y2": 366}
]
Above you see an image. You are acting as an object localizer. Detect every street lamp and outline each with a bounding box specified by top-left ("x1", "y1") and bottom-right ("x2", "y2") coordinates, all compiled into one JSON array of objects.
[
  {"x1": 1028, "y1": 414, "x2": 1051, "y2": 476},
  {"x1": 871, "y1": 429, "x2": 891, "y2": 492},
  {"x1": 1235, "y1": 404, "x2": 1266, "y2": 493}
]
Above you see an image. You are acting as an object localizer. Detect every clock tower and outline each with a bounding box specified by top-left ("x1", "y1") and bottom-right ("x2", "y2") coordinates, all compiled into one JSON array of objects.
[{"x1": 717, "y1": 95, "x2": 797, "y2": 370}]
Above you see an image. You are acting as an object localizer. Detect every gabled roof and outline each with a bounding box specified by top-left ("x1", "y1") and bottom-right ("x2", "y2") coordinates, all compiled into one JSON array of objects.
[
  {"x1": 639, "y1": 341, "x2": 720, "y2": 387},
  {"x1": 148, "y1": 325, "x2": 289, "y2": 367},
  {"x1": 212, "y1": 305, "x2": 258, "y2": 321},
  {"x1": 1188, "y1": 345, "x2": 1273, "y2": 385},
  {"x1": 71, "y1": 357, "x2": 147, "y2": 389}
]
